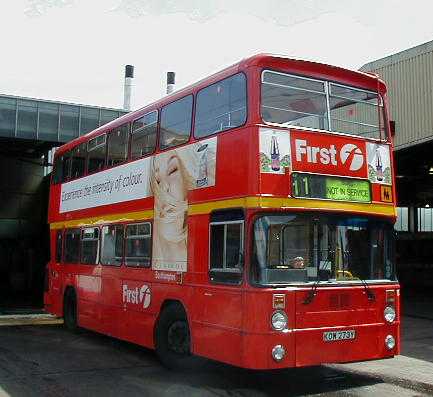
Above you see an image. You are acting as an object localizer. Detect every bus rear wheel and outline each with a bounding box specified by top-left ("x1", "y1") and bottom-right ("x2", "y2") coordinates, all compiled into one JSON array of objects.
[
  {"x1": 63, "y1": 288, "x2": 79, "y2": 332},
  {"x1": 155, "y1": 304, "x2": 192, "y2": 369}
]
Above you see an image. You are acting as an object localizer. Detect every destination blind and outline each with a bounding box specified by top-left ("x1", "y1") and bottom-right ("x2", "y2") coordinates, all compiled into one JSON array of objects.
[{"x1": 291, "y1": 173, "x2": 371, "y2": 203}]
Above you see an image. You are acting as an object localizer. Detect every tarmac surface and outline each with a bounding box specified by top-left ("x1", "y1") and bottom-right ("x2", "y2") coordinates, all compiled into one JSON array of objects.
[
  {"x1": 333, "y1": 316, "x2": 433, "y2": 394},
  {"x1": 0, "y1": 313, "x2": 432, "y2": 396}
]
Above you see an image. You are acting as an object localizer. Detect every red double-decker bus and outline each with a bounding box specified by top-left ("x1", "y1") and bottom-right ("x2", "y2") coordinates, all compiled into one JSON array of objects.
[{"x1": 45, "y1": 54, "x2": 399, "y2": 369}]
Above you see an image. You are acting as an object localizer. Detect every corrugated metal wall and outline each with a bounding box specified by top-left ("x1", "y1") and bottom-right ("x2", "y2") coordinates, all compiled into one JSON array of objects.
[{"x1": 361, "y1": 42, "x2": 433, "y2": 149}]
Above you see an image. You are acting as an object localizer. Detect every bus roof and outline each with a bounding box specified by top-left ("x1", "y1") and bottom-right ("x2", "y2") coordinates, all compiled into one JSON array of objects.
[{"x1": 55, "y1": 54, "x2": 386, "y2": 158}]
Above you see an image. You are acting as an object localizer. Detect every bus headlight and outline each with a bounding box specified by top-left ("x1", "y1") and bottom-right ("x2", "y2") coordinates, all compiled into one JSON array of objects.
[
  {"x1": 384, "y1": 306, "x2": 396, "y2": 323},
  {"x1": 385, "y1": 335, "x2": 395, "y2": 350},
  {"x1": 272, "y1": 345, "x2": 285, "y2": 361},
  {"x1": 271, "y1": 310, "x2": 288, "y2": 331}
]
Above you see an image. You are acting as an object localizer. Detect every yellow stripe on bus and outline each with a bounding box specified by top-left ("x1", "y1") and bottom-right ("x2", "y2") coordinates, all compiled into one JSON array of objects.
[
  {"x1": 50, "y1": 197, "x2": 395, "y2": 229},
  {"x1": 50, "y1": 210, "x2": 154, "y2": 230},
  {"x1": 187, "y1": 196, "x2": 396, "y2": 217}
]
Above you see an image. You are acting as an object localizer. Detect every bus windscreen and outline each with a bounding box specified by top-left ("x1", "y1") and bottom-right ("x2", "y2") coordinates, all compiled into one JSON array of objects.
[{"x1": 253, "y1": 214, "x2": 396, "y2": 285}]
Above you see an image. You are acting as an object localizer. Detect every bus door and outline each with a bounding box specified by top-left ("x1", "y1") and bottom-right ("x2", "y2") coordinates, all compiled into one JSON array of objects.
[
  {"x1": 118, "y1": 222, "x2": 153, "y2": 346},
  {"x1": 194, "y1": 216, "x2": 244, "y2": 364},
  {"x1": 46, "y1": 229, "x2": 64, "y2": 316},
  {"x1": 100, "y1": 224, "x2": 125, "y2": 337},
  {"x1": 74, "y1": 227, "x2": 103, "y2": 330}
]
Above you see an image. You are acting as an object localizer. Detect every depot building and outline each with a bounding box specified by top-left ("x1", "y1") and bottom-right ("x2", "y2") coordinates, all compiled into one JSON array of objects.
[
  {"x1": 0, "y1": 95, "x2": 126, "y2": 313},
  {"x1": 361, "y1": 40, "x2": 433, "y2": 293}
]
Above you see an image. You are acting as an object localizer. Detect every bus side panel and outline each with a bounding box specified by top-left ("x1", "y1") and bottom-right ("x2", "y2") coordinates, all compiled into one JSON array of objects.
[
  {"x1": 73, "y1": 266, "x2": 103, "y2": 332},
  {"x1": 100, "y1": 265, "x2": 123, "y2": 337},
  {"x1": 119, "y1": 268, "x2": 155, "y2": 348},
  {"x1": 191, "y1": 286, "x2": 243, "y2": 366}
]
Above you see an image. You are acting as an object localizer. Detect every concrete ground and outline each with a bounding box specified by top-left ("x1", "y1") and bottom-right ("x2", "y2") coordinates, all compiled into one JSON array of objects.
[
  {"x1": 0, "y1": 315, "x2": 432, "y2": 396},
  {"x1": 331, "y1": 292, "x2": 433, "y2": 394},
  {"x1": 333, "y1": 316, "x2": 433, "y2": 394}
]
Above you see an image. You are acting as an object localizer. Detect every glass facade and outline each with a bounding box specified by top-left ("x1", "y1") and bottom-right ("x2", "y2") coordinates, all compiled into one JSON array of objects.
[
  {"x1": 0, "y1": 94, "x2": 127, "y2": 143},
  {"x1": 39, "y1": 102, "x2": 59, "y2": 141},
  {"x1": 0, "y1": 97, "x2": 17, "y2": 137},
  {"x1": 59, "y1": 105, "x2": 80, "y2": 141},
  {"x1": 17, "y1": 100, "x2": 38, "y2": 139}
]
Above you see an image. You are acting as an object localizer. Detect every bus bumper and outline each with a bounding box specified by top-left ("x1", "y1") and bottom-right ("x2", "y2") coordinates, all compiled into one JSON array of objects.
[{"x1": 241, "y1": 322, "x2": 400, "y2": 369}]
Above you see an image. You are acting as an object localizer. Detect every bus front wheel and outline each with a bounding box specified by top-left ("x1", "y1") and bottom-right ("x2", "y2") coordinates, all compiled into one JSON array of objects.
[
  {"x1": 155, "y1": 304, "x2": 192, "y2": 369},
  {"x1": 63, "y1": 288, "x2": 79, "y2": 332}
]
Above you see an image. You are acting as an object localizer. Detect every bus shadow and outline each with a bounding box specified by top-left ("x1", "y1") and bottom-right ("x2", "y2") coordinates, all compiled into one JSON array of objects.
[
  {"x1": 0, "y1": 324, "x2": 386, "y2": 397},
  {"x1": 75, "y1": 328, "x2": 384, "y2": 396}
]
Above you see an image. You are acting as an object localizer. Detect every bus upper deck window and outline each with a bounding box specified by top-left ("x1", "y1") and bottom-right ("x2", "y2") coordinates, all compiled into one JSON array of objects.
[
  {"x1": 131, "y1": 111, "x2": 157, "y2": 159},
  {"x1": 87, "y1": 135, "x2": 106, "y2": 174},
  {"x1": 160, "y1": 96, "x2": 192, "y2": 150},
  {"x1": 195, "y1": 73, "x2": 247, "y2": 138},
  {"x1": 107, "y1": 124, "x2": 129, "y2": 167}
]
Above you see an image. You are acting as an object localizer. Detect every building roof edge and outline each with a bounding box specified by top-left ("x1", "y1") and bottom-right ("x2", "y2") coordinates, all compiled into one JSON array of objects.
[{"x1": 360, "y1": 40, "x2": 433, "y2": 71}]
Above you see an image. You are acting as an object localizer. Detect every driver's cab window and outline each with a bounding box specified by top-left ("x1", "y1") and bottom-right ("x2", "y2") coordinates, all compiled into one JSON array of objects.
[
  {"x1": 282, "y1": 224, "x2": 311, "y2": 269},
  {"x1": 267, "y1": 222, "x2": 311, "y2": 269},
  {"x1": 254, "y1": 215, "x2": 314, "y2": 283},
  {"x1": 209, "y1": 209, "x2": 244, "y2": 284}
]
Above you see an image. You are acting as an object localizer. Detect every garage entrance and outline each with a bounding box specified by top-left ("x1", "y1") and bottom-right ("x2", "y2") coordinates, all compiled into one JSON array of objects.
[
  {"x1": 0, "y1": 138, "x2": 51, "y2": 313},
  {"x1": 395, "y1": 140, "x2": 433, "y2": 318},
  {"x1": 0, "y1": 94, "x2": 126, "y2": 314}
]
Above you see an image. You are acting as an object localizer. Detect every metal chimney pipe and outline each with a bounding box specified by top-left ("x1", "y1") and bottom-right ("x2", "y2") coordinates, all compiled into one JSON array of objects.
[
  {"x1": 166, "y1": 72, "x2": 175, "y2": 95},
  {"x1": 123, "y1": 65, "x2": 134, "y2": 111}
]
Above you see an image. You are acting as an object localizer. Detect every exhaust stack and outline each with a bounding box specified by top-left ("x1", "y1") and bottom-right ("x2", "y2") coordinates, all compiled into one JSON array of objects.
[
  {"x1": 123, "y1": 65, "x2": 134, "y2": 111},
  {"x1": 166, "y1": 72, "x2": 175, "y2": 95}
]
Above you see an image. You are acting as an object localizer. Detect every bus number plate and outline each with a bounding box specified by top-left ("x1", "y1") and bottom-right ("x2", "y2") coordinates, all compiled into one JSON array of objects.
[{"x1": 323, "y1": 330, "x2": 356, "y2": 342}]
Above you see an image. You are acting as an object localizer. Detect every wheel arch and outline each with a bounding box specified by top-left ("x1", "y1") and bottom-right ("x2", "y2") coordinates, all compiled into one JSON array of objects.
[
  {"x1": 62, "y1": 285, "x2": 77, "y2": 316},
  {"x1": 153, "y1": 298, "x2": 192, "y2": 349}
]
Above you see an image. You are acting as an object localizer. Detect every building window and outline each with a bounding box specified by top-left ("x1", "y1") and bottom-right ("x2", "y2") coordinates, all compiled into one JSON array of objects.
[
  {"x1": 87, "y1": 135, "x2": 106, "y2": 174},
  {"x1": 100, "y1": 109, "x2": 118, "y2": 126},
  {"x1": 17, "y1": 100, "x2": 37, "y2": 139},
  {"x1": 160, "y1": 95, "x2": 193, "y2": 149},
  {"x1": 64, "y1": 229, "x2": 80, "y2": 263},
  {"x1": 395, "y1": 207, "x2": 409, "y2": 232},
  {"x1": 80, "y1": 108, "x2": 99, "y2": 135},
  {"x1": 81, "y1": 227, "x2": 99, "y2": 264},
  {"x1": 101, "y1": 224, "x2": 124, "y2": 266},
  {"x1": 131, "y1": 111, "x2": 157, "y2": 159},
  {"x1": 195, "y1": 73, "x2": 247, "y2": 138},
  {"x1": 59, "y1": 105, "x2": 79, "y2": 141},
  {"x1": 0, "y1": 97, "x2": 17, "y2": 137},
  {"x1": 38, "y1": 102, "x2": 59, "y2": 141},
  {"x1": 70, "y1": 143, "x2": 87, "y2": 179},
  {"x1": 107, "y1": 124, "x2": 129, "y2": 167},
  {"x1": 125, "y1": 223, "x2": 152, "y2": 267},
  {"x1": 55, "y1": 230, "x2": 63, "y2": 262},
  {"x1": 209, "y1": 210, "x2": 244, "y2": 284},
  {"x1": 417, "y1": 207, "x2": 433, "y2": 232}
]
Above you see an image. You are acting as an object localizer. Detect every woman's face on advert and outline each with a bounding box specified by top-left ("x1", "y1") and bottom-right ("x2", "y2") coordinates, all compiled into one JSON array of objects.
[{"x1": 154, "y1": 154, "x2": 186, "y2": 203}]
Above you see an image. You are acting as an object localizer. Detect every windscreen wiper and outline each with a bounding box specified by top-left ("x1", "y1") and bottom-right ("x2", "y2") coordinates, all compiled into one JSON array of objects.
[
  {"x1": 359, "y1": 276, "x2": 375, "y2": 301},
  {"x1": 303, "y1": 258, "x2": 330, "y2": 305}
]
